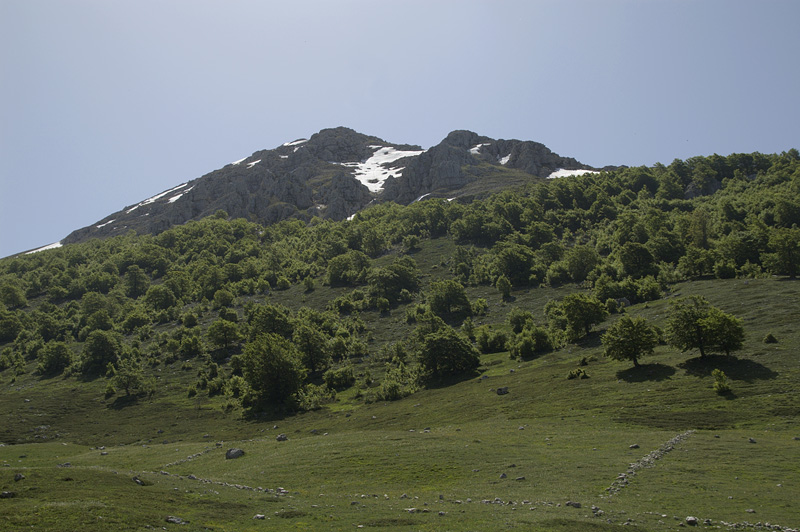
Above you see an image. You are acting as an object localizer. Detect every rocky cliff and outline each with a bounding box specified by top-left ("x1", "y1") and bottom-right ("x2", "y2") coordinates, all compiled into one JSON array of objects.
[{"x1": 63, "y1": 127, "x2": 597, "y2": 244}]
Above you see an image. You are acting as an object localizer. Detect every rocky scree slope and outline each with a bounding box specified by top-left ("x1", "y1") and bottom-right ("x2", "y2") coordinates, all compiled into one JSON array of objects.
[{"x1": 63, "y1": 127, "x2": 598, "y2": 245}]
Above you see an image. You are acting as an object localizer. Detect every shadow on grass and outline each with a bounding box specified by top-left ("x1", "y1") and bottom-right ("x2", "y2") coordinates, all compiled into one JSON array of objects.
[
  {"x1": 424, "y1": 370, "x2": 481, "y2": 390},
  {"x1": 616, "y1": 363, "x2": 676, "y2": 382},
  {"x1": 678, "y1": 354, "x2": 778, "y2": 382},
  {"x1": 108, "y1": 394, "x2": 138, "y2": 409}
]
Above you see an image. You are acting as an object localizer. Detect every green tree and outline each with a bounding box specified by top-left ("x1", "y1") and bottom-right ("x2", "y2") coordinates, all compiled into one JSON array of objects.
[
  {"x1": 602, "y1": 316, "x2": 659, "y2": 367},
  {"x1": 82, "y1": 330, "x2": 122, "y2": 374},
  {"x1": 292, "y1": 323, "x2": 331, "y2": 375},
  {"x1": 618, "y1": 242, "x2": 657, "y2": 279},
  {"x1": 247, "y1": 303, "x2": 294, "y2": 340},
  {"x1": 144, "y1": 284, "x2": 177, "y2": 310},
  {"x1": 564, "y1": 245, "x2": 600, "y2": 283},
  {"x1": 667, "y1": 296, "x2": 743, "y2": 358},
  {"x1": 494, "y1": 244, "x2": 534, "y2": 286},
  {"x1": 428, "y1": 280, "x2": 471, "y2": 317},
  {"x1": 701, "y1": 307, "x2": 745, "y2": 356},
  {"x1": 37, "y1": 341, "x2": 73, "y2": 375},
  {"x1": 547, "y1": 293, "x2": 608, "y2": 341},
  {"x1": 0, "y1": 310, "x2": 23, "y2": 342},
  {"x1": 417, "y1": 327, "x2": 480, "y2": 382},
  {"x1": 496, "y1": 274, "x2": 512, "y2": 299},
  {"x1": 110, "y1": 356, "x2": 150, "y2": 396},
  {"x1": 763, "y1": 227, "x2": 800, "y2": 278},
  {"x1": 207, "y1": 319, "x2": 242, "y2": 352},
  {"x1": 0, "y1": 282, "x2": 27, "y2": 308},
  {"x1": 124, "y1": 265, "x2": 150, "y2": 298},
  {"x1": 241, "y1": 333, "x2": 307, "y2": 406},
  {"x1": 213, "y1": 289, "x2": 235, "y2": 308}
]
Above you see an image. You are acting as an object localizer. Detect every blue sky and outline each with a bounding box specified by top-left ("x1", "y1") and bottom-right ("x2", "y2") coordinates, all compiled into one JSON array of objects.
[{"x1": 1, "y1": 0, "x2": 798, "y2": 257}]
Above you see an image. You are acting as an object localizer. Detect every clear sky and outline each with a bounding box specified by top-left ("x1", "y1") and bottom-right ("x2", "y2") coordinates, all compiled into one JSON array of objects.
[{"x1": 1, "y1": 0, "x2": 798, "y2": 257}]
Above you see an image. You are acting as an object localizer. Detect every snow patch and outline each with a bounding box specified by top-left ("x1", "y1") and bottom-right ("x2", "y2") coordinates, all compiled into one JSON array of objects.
[
  {"x1": 96, "y1": 219, "x2": 116, "y2": 229},
  {"x1": 126, "y1": 183, "x2": 188, "y2": 213},
  {"x1": 247, "y1": 159, "x2": 261, "y2": 169},
  {"x1": 280, "y1": 155, "x2": 289, "y2": 159},
  {"x1": 547, "y1": 168, "x2": 599, "y2": 179},
  {"x1": 26, "y1": 242, "x2": 63, "y2": 254},
  {"x1": 470, "y1": 143, "x2": 490, "y2": 155},
  {"x1": 231, "y1": 157, "x2": 247, "y2": 165},
  {"x1": 283, "y1": 138, "x2": 308, "y2": 147},
  {"x1": 499, "y1": 154, "x2": 511, "y2": 165},
  {"x1": 338, "y1": 146, "x2": 426, "y2": 193},
  {"x1": 413, "y1": 192, "x2": 432, "y2": 203},
  {"x1": 168, "y1": 186, "x2": 194, "y2": 203}
]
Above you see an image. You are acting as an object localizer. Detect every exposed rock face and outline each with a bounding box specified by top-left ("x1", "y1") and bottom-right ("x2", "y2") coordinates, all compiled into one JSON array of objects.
[{"x1": 62, "y1": 127, "x2": 596, "y2": 245}]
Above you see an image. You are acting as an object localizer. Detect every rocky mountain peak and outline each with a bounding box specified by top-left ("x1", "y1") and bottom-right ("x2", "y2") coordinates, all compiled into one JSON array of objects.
[{"x1": 61, "y1": 127, "x2": 596, "y2": 245}]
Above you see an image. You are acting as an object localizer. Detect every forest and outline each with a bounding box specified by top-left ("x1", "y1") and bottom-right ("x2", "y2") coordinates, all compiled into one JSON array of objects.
[{"x1": 1, "y1": 149, "x2": 799, "y2": 414}]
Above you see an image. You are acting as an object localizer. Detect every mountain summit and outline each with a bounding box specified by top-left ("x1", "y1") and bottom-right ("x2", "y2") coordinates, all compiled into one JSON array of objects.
[{"x1": 62, "y1": 127, "x2": 598, "y2": 245}]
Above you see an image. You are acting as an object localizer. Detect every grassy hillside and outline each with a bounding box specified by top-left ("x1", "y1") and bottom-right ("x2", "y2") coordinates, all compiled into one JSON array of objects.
[
  {"x1": 2, "y1": 276, "x2": 798, "y2": 531},
  {"x1": 1, "y1": 150, "x2": 799, "y2": 530}
]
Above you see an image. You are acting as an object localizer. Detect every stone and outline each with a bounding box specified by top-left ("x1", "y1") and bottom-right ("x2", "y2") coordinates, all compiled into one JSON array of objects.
[
  {"x1": 276, "y1": 434, "x2": 288, "y2": 442},
  {"x1": 165, "y1": 516, "x2": 187, "y2": 524},
  {"x1": 0, "y1": 491, "x2": 16, "y2": 499},
  {"x1": 14, "y1": 473, "x2": 24, "y2": 482},
  {"x1": 746, "y1": 509, "x2": 755, "y2": 513},
  {"x1": 225, "y1": 448, "x2": 245, "y2": 459},
  {"x1": 566, "y1": 501, "x2": 581, "y2": 508},
  {"x1": 629, "y1": 444, "x2": 640, "y2": 449},
  {"x1": 686, "y1": 516, "x2": 698, "y2": 526},
  {"x1": 496, "y1": 387, "x2": 509, "y2": 395},
  {"x1": 132, "y1": 476, "x2": 144, "y2": 486},
  {"x1": 499, "y1": 473, "x2": 507, "y2": 479},
  {"x1": 253, "y1": 514, "x2": 266, "y2": 520},
  {"x1": 748, "y1": 438, "x2": 757, "y2": 443}
]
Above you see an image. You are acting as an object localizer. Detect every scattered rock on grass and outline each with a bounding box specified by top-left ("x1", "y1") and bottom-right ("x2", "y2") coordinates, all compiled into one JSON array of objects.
[
  {"x1": 0, "y1": 491, "x2": 16, "y2": 499},
  {"x1": 226, "y1": 448, "x2": 245, "y2": 459},
  {"x1": 565, "y1": 501, "x2": 581, "y2": 508},
  {"x1": 14, "y1": 473, "x2": 24, "y2": 482},
  {"x1": 686, "y1": 516, "x2": 698, "y2": 526},
  {"x1": 165, "y1": 515, "x2": 187, "y2": 524},
  {"x1": 496, "y1": 387, "x2": 509, "y2": 395},
  {"x1": 276, "y1": 434, "x2": 288, "y2": 442}
]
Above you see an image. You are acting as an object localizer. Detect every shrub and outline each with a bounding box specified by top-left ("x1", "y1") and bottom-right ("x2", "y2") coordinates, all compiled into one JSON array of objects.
[
  {"x1": 476, "y1": 326, "x2": 507, "y2": 354},
  {"x1": 296, "y1": 383, "x2": 335, "y2": 411},
  {"x1": 324, "y1": 365, "x2": 356, "y2": 391},
  {"x1": 763, "y1": 333, "x2": 778, "y2": 344},
  {"x1": 712, "y1": 368, "x2": 731, "y2": 395},
  {"x1": 36, "y1": 341, "x2": 73, "y2": 376},
  {"x1": 509, "y1": 326, "x2": 554, "y2": 359},
  {"x1": 567, "y1": 368, "x2": 589, "y2": 380}
]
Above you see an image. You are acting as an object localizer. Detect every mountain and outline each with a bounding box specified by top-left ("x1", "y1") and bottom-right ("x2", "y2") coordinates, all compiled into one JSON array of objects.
[{"x1": 61, "y1": 127, "x2": 602, "y2": 245}]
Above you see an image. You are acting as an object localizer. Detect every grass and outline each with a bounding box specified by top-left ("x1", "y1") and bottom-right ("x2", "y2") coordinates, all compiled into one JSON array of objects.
[{"x1": 2, "y1": 275, "x2": 800, "y2": 530}]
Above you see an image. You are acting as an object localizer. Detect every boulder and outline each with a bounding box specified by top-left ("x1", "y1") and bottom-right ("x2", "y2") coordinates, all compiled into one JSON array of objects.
[
  {"x1": 225, "y1": 448, "x2": 245, "y2": 459},
  {"x1": 685, "y1": 516, "x2": 698, "y2": 526},
  {"x1": 276, "y1": 434, "x2": 288, "y2": 442},
  {"x1": 496, "y1": 387, "x2": 509, "y2": 395}
]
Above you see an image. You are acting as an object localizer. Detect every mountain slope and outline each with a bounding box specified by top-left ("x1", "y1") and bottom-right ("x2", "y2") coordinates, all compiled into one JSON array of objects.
[{"x1": 61, "y1": 127, "x2": 597, "y2": 245}]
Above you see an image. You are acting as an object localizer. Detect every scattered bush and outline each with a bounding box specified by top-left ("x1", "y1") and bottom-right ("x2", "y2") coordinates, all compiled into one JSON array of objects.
[
  {"x1": 712, "y1": 368, "x2": 732, "y2": 395},
  {"x1": 567, "y1": 368, "x2": 589, "y2": 380},
  {"x1": 324, "y1": 365, "x2": 356, "y2": 391}
]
